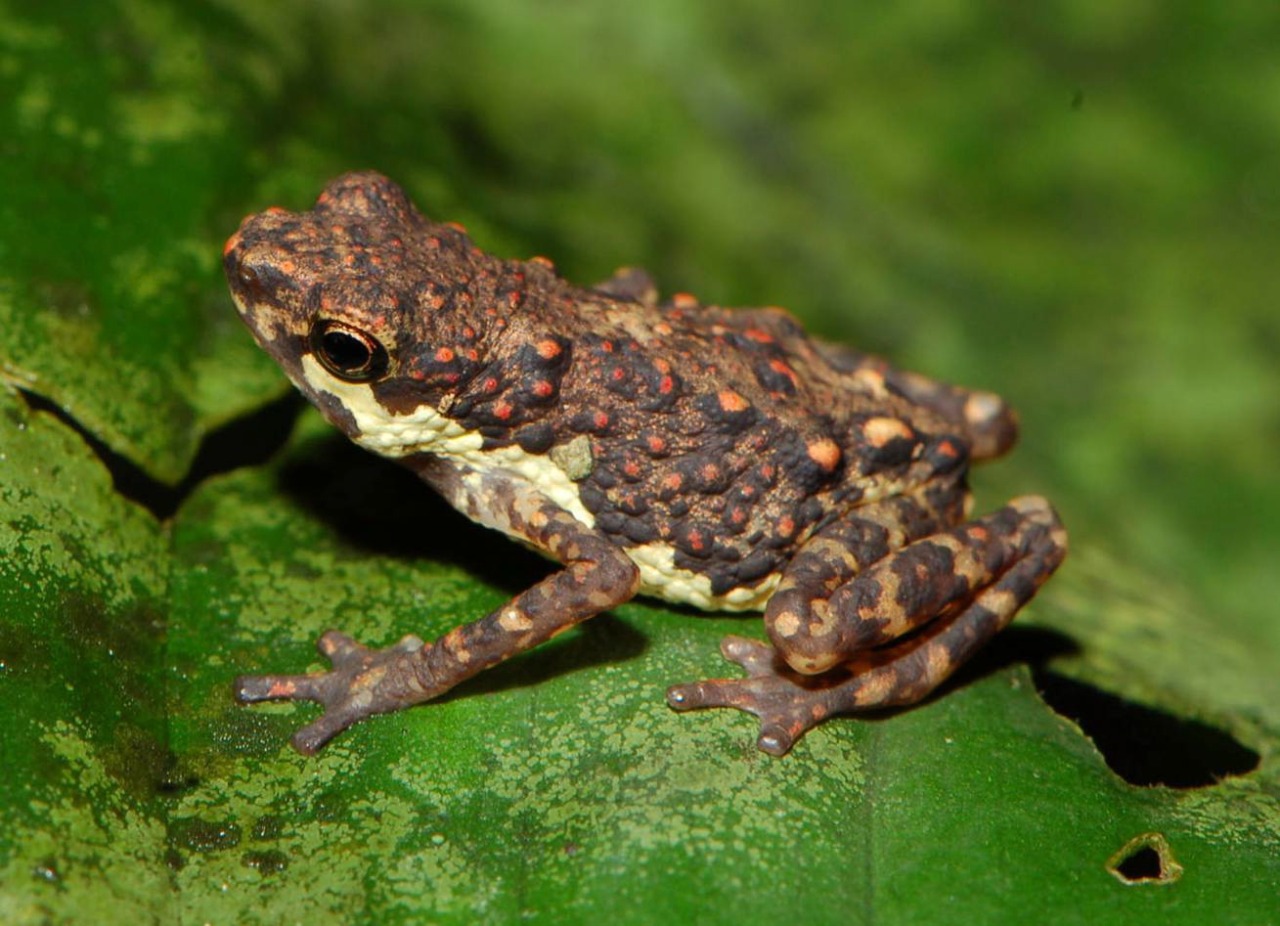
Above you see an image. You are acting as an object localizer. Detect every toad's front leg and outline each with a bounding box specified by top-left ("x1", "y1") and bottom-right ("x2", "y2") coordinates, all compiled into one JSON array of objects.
[
  {"x1": 236, "y1": 483, "x2": 640, "y2": 754},
  {"x1": 668, "y1": 495, "x2": 1067, "y2": 755}
]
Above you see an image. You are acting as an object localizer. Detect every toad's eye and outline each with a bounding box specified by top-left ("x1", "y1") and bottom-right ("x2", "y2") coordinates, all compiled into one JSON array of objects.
[{"x1": 310, "y1": 320, "x2": 389, "y2": 382}]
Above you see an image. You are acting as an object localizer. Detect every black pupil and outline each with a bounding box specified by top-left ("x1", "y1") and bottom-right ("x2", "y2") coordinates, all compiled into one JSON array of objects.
[{"x1": 322, "y1": 330, "x2": 371, "y2": 372}]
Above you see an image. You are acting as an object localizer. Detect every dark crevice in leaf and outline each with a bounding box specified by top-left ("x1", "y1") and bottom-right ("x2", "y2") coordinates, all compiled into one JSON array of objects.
[
  {"x1": 19, "y1": 388, "x2": 304, "y2": 521},
  {"x1": 943, "y1": 627, "x2": 1260, "y2": 789},
  {"x1": 1031, "y1": 669, "x2": 1260, "y2": 788}
]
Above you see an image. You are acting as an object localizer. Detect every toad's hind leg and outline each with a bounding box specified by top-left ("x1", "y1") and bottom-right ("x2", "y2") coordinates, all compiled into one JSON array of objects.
[{"x1": 667, "y1": 496, "x2": 1066, "y2": 755}]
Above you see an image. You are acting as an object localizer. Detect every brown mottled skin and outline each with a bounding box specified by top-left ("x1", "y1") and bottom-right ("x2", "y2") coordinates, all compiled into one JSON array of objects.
[{"x1": 224, "y1": 172, "x2": 1067, "y2": 756}]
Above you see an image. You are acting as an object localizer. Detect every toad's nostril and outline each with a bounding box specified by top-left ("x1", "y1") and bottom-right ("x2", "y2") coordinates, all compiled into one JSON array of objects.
[{"x1": 233, "y1": 262, "x2": 272, "y2": 302}]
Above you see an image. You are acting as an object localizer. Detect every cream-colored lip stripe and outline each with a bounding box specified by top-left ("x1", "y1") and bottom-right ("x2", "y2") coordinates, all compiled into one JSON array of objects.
[{"x1": 299, "y1": 354, "x2": 483, "y2": 456}]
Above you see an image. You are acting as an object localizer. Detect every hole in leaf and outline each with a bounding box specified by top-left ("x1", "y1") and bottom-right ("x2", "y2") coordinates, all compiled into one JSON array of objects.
[
  {"x1": 1115, "y1": 846, "x2": 1162, "y2": 881},
  {"x1": 1032, "y1": 669, "x2": 1259, "y2": 788},
  {"x1": 1106, "y1": 833, "x2": 1183, "y2": 885}
]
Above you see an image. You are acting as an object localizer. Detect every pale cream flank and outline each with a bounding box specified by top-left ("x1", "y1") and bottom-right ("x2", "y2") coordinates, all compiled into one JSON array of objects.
[{"x1": 624, "y1": 541, "x2": 777, "y2": 612}]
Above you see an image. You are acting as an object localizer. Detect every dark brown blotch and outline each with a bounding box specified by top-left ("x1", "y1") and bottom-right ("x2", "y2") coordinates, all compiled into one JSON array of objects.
[{"x1": 514, "y1": 422, "x2": 556, "y2": 454}]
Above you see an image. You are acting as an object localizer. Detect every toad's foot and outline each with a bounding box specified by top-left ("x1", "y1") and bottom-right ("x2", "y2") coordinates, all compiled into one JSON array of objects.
[
  {"x1": 667, "y1": 635, "x2": 855, "y2": 756},
  {"x1": 235, "y1": 630, "x2": 433, "y2": 755}
]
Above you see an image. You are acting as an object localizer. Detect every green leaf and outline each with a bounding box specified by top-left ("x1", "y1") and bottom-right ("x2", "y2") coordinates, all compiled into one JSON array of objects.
[{"x1": 2, "y1": 1, "x2": 1278, "y2": 924}]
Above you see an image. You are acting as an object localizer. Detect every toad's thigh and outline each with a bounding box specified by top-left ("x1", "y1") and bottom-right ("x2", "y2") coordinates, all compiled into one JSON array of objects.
[{"x1": 767, "y1": 496, "x2": 1066, "y2": 674}]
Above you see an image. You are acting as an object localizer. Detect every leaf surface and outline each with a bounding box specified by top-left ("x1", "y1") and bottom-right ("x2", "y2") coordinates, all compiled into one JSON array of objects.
[{"x1": 2, "y1": 2, "x2": 1277, "y2": 923}]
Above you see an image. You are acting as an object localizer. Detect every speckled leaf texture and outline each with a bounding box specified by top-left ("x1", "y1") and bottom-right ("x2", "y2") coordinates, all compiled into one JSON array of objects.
[{"x1": 2, "y1": 1, "x2": 1278, "y2": 924}]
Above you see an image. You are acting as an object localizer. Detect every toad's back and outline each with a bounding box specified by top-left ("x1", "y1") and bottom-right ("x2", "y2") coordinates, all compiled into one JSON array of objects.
[{"x1": 493, "y1": 291, "x2": 990, "y2": 603}]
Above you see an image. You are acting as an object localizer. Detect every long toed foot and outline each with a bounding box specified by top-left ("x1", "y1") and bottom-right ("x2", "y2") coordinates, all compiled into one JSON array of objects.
[
  {"x1": 667, "y1": 635, "x2": 854, "y2": 756},
  {"x1": 235, "y1": 630, "x2": 432, "y2": 754}
]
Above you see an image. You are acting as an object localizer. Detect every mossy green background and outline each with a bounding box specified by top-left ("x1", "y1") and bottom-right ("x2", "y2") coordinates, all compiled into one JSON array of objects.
[{"x1": 1, "y1": 1, "x2": 1277, "y2": 923}]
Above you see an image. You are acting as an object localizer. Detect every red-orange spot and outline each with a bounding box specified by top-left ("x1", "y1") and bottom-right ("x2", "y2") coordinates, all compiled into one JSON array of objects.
[
  {"x1": 663, "y1": 473, "x2": 683, "y2": 492},
  {"x1": 701, "y1": 462, "x2": 721, "y2": 482},
  {"x1": 717, "y1": 389, "x2": 750, "y2": 413},
  {"x1": 482, "y1": 377, "x2": 500, "y2": 393},
  {"x1": 806, "y1": 438, "x2": 842, "y2": 472},
  {"x1": 936, "y1": 439, "x2": 959, "y2": 458},
  {"x1": 611, "y1": 367, "x2": 626, "y2": 381},
  {"x1": 494, "y1": 402, "x2": 514, "y2": 421},
  {"x1": 646, "y1": 435, "x2": 667, "y2": 454},
  {"x1": 744, "y1": 327, "x2": 775, "y2": 344},
  {"x1": 601, "y1": 340, "x2": 615, "y2": 353},
  {"x1": 769, "y1": 358, "x2": 799, "y2": 385},
  {"x1": 533, "y1": 380, "x2": 555, "y2": 398},
  {"x1": 673, "y1": 292, "x2": 699, "y2": 309},
  {"x1": 465, "y1": 349, "x2": 479, "y2": 361},
  {"x1": 594, "y1": 411, "x2": 610, "y2": 430},
  {"x1": 687, "y1": 529, "x2": 706, "y2": 552},
  {"x1": 530, "y1": 255, "x2": 555, "y2": 269},
  {"x1": 462, "y1": 325, "x2": 477, "y2": 339},
  {"x1": 447, "y1": 221, "x2": 469, "y2": 234},
  {"x1": 659, "y1": 376, "x2": 674, "y2": 394},
  {"x1": 623, "y1": 460, "x2": 641, "y2": 478},
  {"x1": 776, "y1": 516, "x2": 796, "y2": 538},
  {"x1": 537, "y1": 339, "x2": 563, "y2": 360},
  {"x1": 655, "y1": 322, "x2": 673, "y2": 336},
  {"x1": 222, "y1": 232, "x2": 241, "y2": 257},
  {"x1": 435, "y1": 347, "x2": 456, "y2": 363}
]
